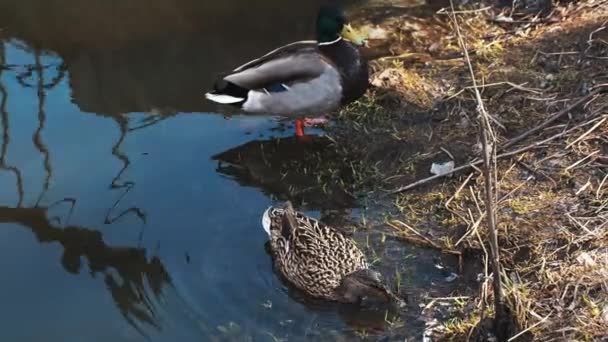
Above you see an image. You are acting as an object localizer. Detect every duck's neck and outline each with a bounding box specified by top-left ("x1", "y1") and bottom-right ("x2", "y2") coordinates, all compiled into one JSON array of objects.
[
  {"x1": 317, "y1": 36, "x2": 342, "y2": 46},
  {"x1": 318, "y1": 39, "x2": 369, "y2": 105}
]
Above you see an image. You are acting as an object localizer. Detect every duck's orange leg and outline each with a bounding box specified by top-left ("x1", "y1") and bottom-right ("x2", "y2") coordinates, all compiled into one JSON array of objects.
[{"x1": 295, "y1": 118, "x2": 305, "y2": 137}]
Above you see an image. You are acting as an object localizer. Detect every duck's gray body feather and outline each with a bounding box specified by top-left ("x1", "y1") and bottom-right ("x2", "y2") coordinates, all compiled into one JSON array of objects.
[{"x1": 241, "y1": 63, "x2": 342, "y2": 115}]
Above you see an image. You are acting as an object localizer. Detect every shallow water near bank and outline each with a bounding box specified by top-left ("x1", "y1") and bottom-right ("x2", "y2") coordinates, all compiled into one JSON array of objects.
[{"x1": 0, "y1": 0, "x2": 474, "y2": 340}]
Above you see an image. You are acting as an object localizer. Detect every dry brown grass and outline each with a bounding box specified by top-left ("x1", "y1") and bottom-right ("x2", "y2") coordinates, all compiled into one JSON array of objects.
[{"x1": 329, "y1": 0, "x2": 608, "y2": 340}]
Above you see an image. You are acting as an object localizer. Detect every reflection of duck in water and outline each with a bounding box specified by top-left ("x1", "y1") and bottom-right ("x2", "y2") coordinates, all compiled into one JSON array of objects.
[
  {"x1": 0, "y1": 203, "x2": 170, "y2": 336},
  {"x1": 205, "y1": 5, "x2": 369, "y2": 137},
  {"x1": 212, "y1": 135, "x2": 355, "y2": 210},
  {"x1": 262, "y1": 201, "x2": 404, "y2": 306}
]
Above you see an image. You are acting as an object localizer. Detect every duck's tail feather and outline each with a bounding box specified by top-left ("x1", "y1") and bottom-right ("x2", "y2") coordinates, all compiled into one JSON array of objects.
[
  {"x1": 262, "y1": 206, "x2": 273, "y2": 238},
  {"x1": 205, "y1": 92, "x2": 245, "y2": 104},
  {"x1": 205, "y1": 79, "x2": 249, "y2": 105}
]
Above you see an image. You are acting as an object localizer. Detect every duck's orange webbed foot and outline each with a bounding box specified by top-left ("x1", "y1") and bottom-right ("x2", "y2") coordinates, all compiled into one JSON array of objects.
[
  {"x1": 294, "y1": 116, "x2": 329, "y2": 138},
  {"x1": 303, "y1": 116, "x2": 329, "y2": 126}
]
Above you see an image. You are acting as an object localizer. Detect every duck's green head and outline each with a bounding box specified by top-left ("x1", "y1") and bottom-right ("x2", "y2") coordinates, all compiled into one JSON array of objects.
[{"x1": 316, "y1": 5, "x2": 366, "y2": 46}]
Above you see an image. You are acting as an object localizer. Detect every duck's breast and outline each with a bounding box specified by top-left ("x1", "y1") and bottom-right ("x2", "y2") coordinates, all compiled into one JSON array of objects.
[{"x1": 319, "y1": 40, "x2": 369, "y2": 105}]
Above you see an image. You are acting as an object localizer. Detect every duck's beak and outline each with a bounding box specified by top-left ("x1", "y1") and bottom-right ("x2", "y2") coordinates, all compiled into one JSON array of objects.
[{"x1": 341, "y1": 23, "x2": 368, "y2": 47}]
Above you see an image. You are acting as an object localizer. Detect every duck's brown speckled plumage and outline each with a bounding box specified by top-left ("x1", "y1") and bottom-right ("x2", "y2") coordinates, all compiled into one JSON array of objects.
[{"x1": 264, "y1": 203, "x2": 369, "y2": 301}]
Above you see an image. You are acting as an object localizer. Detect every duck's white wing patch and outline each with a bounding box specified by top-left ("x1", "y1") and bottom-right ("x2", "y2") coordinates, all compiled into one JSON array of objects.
[
  {"x1": 205, "y1": 92, "x2": 245, "y2": 104},
  {"x1": 262, "y1": 207, "x2": 272, "y2": 238}
]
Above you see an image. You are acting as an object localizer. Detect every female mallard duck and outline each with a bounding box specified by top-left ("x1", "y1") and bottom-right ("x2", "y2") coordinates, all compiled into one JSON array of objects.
[
  {"x1": 205, "y1": 5, "x2": 369, "y2": 137},
  {"x1": 262, "y1": 201, "x2": 403, "y2": 306}
]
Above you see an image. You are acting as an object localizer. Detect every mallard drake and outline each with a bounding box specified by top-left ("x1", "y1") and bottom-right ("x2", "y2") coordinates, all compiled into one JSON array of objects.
[
  {"x1": 205, "y1": 5, "x2": 369, "y2": 137},
  {"x1": 262, "y1": 201, "x2": 403, "y2": 306}
]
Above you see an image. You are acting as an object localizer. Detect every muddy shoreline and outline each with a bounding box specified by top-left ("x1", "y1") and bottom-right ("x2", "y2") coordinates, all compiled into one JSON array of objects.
[{"x1": 323, "y1": 0, "x2": 608, "y2": 340}]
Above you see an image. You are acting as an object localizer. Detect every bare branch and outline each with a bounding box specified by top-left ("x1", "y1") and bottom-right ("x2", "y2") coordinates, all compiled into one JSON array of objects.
[{"x1": 449, "y1": 1, "x2": 506, "y2": 339}]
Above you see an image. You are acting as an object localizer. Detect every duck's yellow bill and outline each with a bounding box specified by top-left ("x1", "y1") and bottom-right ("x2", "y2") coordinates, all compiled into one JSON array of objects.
[{"x1": 341, "y1": 24, "x2": 367, "y2": 46}]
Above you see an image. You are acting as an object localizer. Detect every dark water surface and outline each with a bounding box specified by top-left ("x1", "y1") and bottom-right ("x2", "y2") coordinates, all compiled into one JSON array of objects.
[{"x1": 0, "y1": 0, "x2": 471, "y2": 341}]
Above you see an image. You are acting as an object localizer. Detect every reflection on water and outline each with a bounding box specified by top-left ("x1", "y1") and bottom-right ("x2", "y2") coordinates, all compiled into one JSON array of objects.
[
  {"x1": 0, "y1": 202, "x2": 171, "y2": 337},
  {"x1": 212, "y1": 135, "x2": 356, "y2": 210},
  {"x1": 0, "y1": 45, "x2": 24, "y2": 207},
  {"x1": 0, "y1": 0, "x2": 472, "y2": 341}
]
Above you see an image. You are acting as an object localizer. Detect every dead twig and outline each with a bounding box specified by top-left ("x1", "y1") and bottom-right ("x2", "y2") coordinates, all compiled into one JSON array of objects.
[
  {"x1": 449, "y1": 1, "x2": 507, "y2": 339},
  {"x1": 565, "y1": 115, "x2": 607, "y2": 149},
  {"x1": 500, "y1": 89, "x2": 604, "y2": 151},
  {"x1": 507, "y1": 311, "x2": 553, "y2": 341},
  {"x1": 387, "y1": 220, "x2": 462, "y2": 258},
  {"x1": 387, "y1": 106, "x2": 605, "y2": 194}
]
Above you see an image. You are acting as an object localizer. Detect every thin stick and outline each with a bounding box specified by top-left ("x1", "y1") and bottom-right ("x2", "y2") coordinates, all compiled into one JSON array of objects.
[
  {"x1": 446, "y1": 172, "x2": 474, "y2": 209},
  {"x1": 464, "y1": 81, "x2": 543, "y2": 95},
  {"x1": 387, "y1": 111, "x2": 604, "y2": 194},
  {"x1": 564, "y1": 150, "x2": 600, "y2": 171},
  {"x1": 507, "y1": 312, "x2": 553, "y2": 341},
  {"x1": 386, "y1": 162, "x2": 482, "y2": 193},
  {"x1": 389, "y1": 220, "x2": 439, "y2": 247},
  {"x1": 437, "y1": 6, "x2": 493, "y2": 14},
  {"x1": 455, "y1": 213, "x2": 484, "y2": 247},
  {"x1": 565, "y1": 115, "x2": 607, "y2": 149},
  {"x1": 500, "y1": 90, "x2": 602, "y2": 151},
  {"x1": 449, "y1": 1, "x2": 505, "y2": 337},
  {"x1": 440, "y1": 146, "x2": 455, "y2": 160},
  {"x1": 597, "y1": 173, "x2": 608, "y2": 200},
  {"x1": 387, "y1": 220, "x2": 462, "y2": 256},
  {"x1": 428, "y1": 296, "x2": 471, "y2": 300}
]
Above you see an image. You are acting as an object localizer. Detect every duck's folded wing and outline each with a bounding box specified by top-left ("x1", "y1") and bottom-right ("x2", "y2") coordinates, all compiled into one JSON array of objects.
[
  {"x1": 224, "y1": 48, "x2": 328, "y2": 90},
  {"x1": 232, "y1": 40, "x2": 318, "y2": 72}
]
